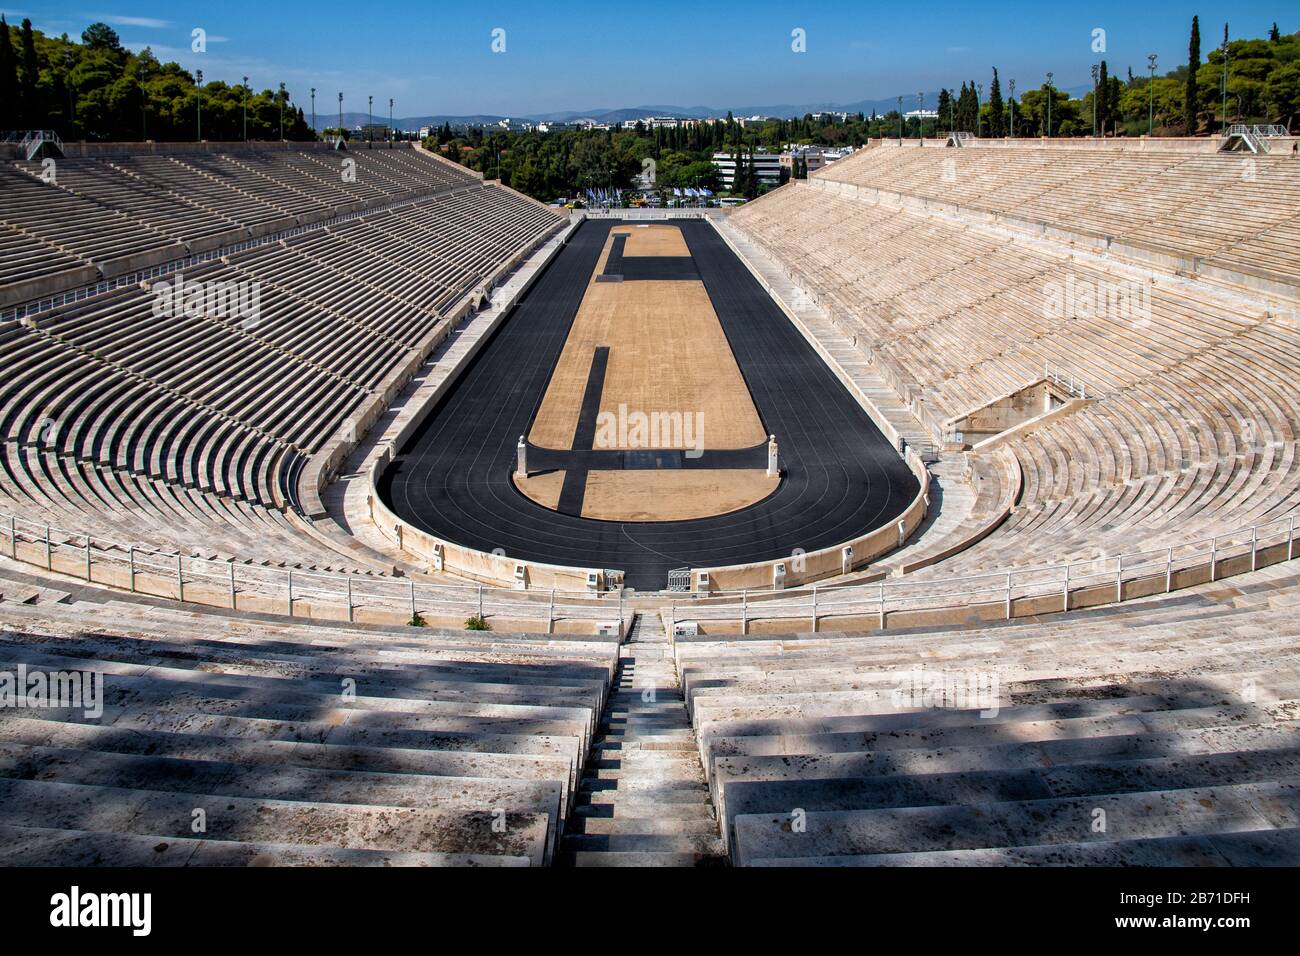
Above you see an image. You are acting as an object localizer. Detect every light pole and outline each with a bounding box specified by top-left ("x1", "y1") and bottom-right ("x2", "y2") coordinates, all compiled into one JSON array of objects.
[
  {"x1": 1091, "y1": 64, "x2": 1099, "y2": 136},
  {"x1": 195, "y1": 69, "x2": 203, "y2": 142},
  {"x1": 1147, "y1": 54, "x2": 1158, "y2": 135},
  {"x1": 389, "y1": 98, "x2": 394, "y2": 143},
  {"x1": 1045, "y1": 72, "x2": 1053, "y2": 138},
  {"x1": 976, "y1": 83, "x2": 983, "y2": 137},
  {"x1": 310, "y1": 88, "x2": 316, "y2": 139},
  {"x1": 337, "y1": 92, "x2": 343, "y2": 144},
  {"x1": 1009, "y1": 79, "x2": 1016, "y2": 138},
  {"x1": 918, "y1": 91, "x2": 924, "y2": 138},
  {"x1": 64, "y1": 49, "x2": 77, "y2": 138},
  {"x1": 897, "y1": 95, "x2": 903, "y2": 142},
  {"x1": 368, "y1": 95, "x2": 373, "y2": 143},
  {"x1": 242, "y1": 75, "x2": 249, "y2": 141},
  {"x1": 279, "y1": 82, "x2": 286, "y2": 140}
]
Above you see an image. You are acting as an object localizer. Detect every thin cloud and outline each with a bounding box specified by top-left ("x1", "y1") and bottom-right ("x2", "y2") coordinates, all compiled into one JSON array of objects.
[{"x1": 86, "y1": 13, "x2": 173, "y2": 28}]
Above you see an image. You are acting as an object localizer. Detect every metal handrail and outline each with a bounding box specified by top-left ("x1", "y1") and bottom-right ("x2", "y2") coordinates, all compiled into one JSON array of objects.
[{"x1": 1228, "y1": 124, "x2": 1288, "y2": 138}]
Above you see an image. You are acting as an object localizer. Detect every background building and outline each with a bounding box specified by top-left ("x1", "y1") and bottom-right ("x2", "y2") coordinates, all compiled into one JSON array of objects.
[{"x1": 712, "y1": 151, "x2": 782, "y2": 188}]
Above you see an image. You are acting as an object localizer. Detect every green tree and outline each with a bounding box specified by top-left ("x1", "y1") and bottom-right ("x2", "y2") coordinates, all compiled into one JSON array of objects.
[
  {"x1": 81, "y1": 21, "x2": 123, "y2": 53},
  {"x1": 1267, "y1": 61, "x2": 1300, "y2": 131}
]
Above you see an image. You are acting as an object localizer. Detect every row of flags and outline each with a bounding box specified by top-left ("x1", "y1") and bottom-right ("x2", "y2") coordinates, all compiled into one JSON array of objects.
[
  {"x1": 585, "y1": 188, "x2": 623, "y2": 205},
  {"x1": 582, "y1": 186, "x2": 715, "y2": 204}
]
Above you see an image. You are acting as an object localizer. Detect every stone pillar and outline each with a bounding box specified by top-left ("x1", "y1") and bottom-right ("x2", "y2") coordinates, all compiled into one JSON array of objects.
[
  {"x1": 767, "y1": 434, "x2": 779, "y2": 478},
  {"x1": 515, "y1": 435, "x2": 527, "y2": 478}
]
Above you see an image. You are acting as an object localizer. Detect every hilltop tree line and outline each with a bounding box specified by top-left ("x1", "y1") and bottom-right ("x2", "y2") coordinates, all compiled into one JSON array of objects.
[
  {"x1": 933, "y1": 20, "x2": 1299, "y2": 137},
  {"x1": 0, "y1": 18, "x2": 314, "y2": 141}
]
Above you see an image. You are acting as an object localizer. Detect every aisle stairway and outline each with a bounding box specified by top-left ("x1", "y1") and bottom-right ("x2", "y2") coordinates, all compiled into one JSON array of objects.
[{"x1": 561, "y1": 613, "x2": 726, "y2": 866}]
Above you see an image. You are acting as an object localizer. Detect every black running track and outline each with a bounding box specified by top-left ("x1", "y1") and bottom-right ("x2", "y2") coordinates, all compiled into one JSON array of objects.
[{"x1": 379, "y1": 219, "x2": 918, "y2": 590}]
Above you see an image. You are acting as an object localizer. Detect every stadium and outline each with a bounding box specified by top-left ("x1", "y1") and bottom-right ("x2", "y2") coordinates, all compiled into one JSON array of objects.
[{"x1": 0, "y1": 2, "x2": 1299, "y2": 894}]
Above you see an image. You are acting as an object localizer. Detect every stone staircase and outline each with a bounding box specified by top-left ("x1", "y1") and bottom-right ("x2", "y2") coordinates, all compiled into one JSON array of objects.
[
  {"x1": 561, "y1": 613, "x2": 726, "y2": 866},
  {"x1": 0, "y1": 579, "x2": 70, "y2": 606}
]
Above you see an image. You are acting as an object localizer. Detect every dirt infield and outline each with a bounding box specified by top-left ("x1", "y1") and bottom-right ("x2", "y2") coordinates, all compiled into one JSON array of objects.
[
  {"x1": 616, "y1": 223, "x2": 691, "y2": 257},
  {"x1": 515, "y1": 468, "x2": 778, "y2": 521},
  {"x1": 579, "y1": 470, "x2": 778, "y2": 521},
  {"x1": 514, "y1": 470, "x2": 565, "y2": 510},
  {"x1": 529, "y1": 230, "x2": 766, "y2": 452}
]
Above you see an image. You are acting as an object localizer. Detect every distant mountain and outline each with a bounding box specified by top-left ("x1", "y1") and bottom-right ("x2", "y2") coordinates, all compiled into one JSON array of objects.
[{"x1": 320, "y1": 87, "x2": 1095, "y2": 131}]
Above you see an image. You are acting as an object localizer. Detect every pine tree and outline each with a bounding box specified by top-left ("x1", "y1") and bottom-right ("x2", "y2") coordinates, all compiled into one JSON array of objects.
[
  {"x1": 1186, "y1": 15, "x2": 1201, "y2": 135},
  {"x1": 0, "y1": 17, "x2": 17, "y2": 131},
  {"x1": 988, "y1": 68, "x2": 1005, "y2": 137}
]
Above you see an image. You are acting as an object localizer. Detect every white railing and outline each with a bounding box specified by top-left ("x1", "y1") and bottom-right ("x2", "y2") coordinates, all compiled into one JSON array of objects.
[
  {"x1": 662, "y1": 516, "x2": 1297, "y2": 633},
  {"x1": 1044, "y1": 364, "x2": 1088, "y2": 400},
  {"x1": 0, "y1": 511, "x2": 626, "y2": 633},
  {"x1": 13, "y1": 130, "x2": 63, "y2": 160},
  {"x1": 580, "y1": 209, "x2": 719, "y2": 220},
  {"x1": 1, "y1": 506, "x2": 1295, "y2": 635}
]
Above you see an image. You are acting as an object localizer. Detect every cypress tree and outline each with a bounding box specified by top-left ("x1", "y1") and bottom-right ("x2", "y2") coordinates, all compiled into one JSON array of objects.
[
  {"x1": 0, "y1": 17, "x2": 17, "y2": 131},
  {"x1": 988, "y1": 68, "x2": 1005, "y2": 137},
  {"x1": 937, "y1": 88, "x2": 952, "y2": 132},
  {"x1": 1269, "y1": 22, "x2": 1280, "y2": 43},
  {"x1": 19, "y1": 18, "x2": 37, "y2": 126},
  {"x1": 1186, "y1": 15, "x2": 1201, "y2": 134}
]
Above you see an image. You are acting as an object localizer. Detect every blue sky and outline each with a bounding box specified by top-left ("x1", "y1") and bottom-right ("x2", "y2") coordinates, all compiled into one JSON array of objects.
[{"x1": 2, "y1": 2, "x2": 1292, "y2": 116}]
